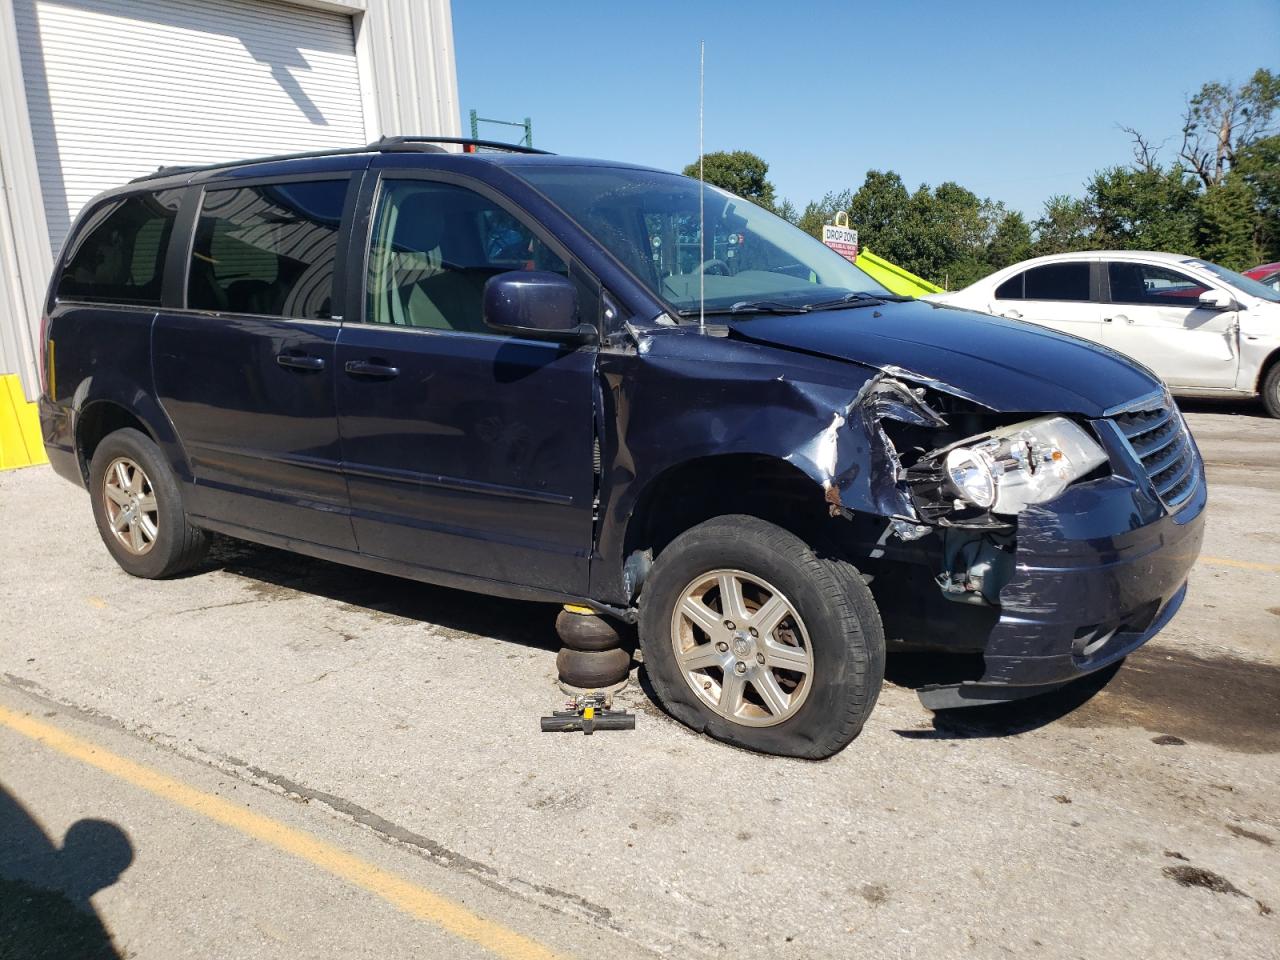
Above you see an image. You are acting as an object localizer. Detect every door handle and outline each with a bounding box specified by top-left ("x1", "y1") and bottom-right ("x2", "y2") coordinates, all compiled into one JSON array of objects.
[
  {"x1": 345, "y1": 359, "x2": 400, "y2": 379},
  {"x1": 276, "y1": 353, "x2": 325, "y2": 371},
  {"x1": 1102, "y1": 315, "x2": 1131, "y2": 325},
  {"x1": 1004, "y1": 309, "x2": 1022, "y2": 319}
]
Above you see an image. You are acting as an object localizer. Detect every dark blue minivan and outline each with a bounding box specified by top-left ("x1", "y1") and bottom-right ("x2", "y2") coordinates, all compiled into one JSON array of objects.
[{"x1": 38, "y1": 137, "x2": 1206, "y2": 757}]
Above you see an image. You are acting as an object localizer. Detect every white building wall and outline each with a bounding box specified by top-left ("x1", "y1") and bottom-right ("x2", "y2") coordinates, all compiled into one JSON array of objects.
[
  {"x1": 0, "y1": 0, "x2": 460, "y2": 401},
  {"x1": 0, "y1": 0, "x2": 54, "y2": 405},
  {"x1": 17, "y1": 0, "x2": 371, "y2": 256},
  {"x1": 355, "y1": 0, "x2": 459, "y2": 141}
]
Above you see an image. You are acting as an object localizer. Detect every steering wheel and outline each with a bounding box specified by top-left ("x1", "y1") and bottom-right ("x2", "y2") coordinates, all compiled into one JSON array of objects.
[{"x1": 697, "y1": 258, "x2": 731, "y2": 276}]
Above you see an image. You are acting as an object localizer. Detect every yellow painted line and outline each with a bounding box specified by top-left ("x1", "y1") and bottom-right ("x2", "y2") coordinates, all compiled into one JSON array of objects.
[
  {"x1": 1198, "y1": 555, "x2": 1280, "y2": 573},
  {"x1": 0, "y1": 704, "x2": 566, "y2": 960}
]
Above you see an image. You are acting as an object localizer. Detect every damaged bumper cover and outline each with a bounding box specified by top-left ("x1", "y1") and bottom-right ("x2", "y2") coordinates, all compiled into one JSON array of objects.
[{"x1": 918, "y1": 468, "x2": 1207, "y2": 710}]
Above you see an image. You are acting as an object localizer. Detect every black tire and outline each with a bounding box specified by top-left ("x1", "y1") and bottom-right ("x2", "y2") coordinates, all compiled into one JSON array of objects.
[
  {"x1": 555, "y1": 609, "x2": 624, "y2": 651},
  {"x1": 638, "y1": 515, "x2": 885, "y2": 759},
  {"x1": 88, "y1": 427, "x2": 209, "y2": 579},
  {"x1": 556, "y1": 647, "x2": 632, "y2": 687},
  {"x1": 1262, "y1": 363, "x2": 1280, "y2": 419}
]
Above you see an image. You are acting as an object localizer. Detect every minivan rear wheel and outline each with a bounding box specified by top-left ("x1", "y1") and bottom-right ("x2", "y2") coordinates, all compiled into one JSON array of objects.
[
  {"x1": 638, "y1": 515, "x2": 885, "y2": 759},
  {"x1": 89, "y1": 428, "x2": 209, "y2": 578}
]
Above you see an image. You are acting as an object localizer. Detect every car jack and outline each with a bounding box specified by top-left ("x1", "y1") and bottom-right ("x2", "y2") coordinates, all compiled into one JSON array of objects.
[{"x1": 540, "y1": 692, "x2": 636, "y2": 734}]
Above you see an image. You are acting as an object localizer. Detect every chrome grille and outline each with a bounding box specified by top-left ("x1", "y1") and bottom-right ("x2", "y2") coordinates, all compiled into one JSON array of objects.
[{"x1": 1111, "y1": 402, "x2": 1198, "y2": 511}]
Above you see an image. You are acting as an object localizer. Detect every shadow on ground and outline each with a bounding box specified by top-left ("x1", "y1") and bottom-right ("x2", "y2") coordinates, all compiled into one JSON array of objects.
[
  {"x1": 1175, "y1": 396, "x2": 1267, "y2": 417},
  {"x1": 196, "y1": 536, "x2": 1279, "y2": 754},
  {"x1": 0, "y1": 784, "x2": 132, "y2": 960},
  {"x1": 890, "y1": 647, "x2": 1280, "y2": 752},
  {"x1": 888, "y1": 654, "x2": 1122, "y2": 739},
  {"x1": 198, "y1": 537, "x2": 564, "y2": 651}
]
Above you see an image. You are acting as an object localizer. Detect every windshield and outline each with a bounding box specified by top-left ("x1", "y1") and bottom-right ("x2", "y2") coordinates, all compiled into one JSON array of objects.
[
  {"x1": 515, "y1": 165, "x2": 892, "y2": 315},
  {"x1": 1183, "y1": 258, "x2": 1280, "y2": 304}
]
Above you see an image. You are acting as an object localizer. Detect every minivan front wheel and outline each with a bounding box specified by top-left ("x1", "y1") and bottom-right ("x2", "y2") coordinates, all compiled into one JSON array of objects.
[
  {"x1": 89, "y1": 428, "x2": 209, "y2": 578},
  {"x1": 638, "y1": 515, "x2": 885, "y2": 759}
]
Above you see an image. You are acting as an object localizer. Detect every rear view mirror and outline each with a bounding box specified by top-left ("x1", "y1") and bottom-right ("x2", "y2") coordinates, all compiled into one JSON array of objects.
[
  {"x1": 1197, "y1": 289, "x2": 1235, "y2": 311},
  {"x1": 483, "y1": 271, "x2": 596, "y2": 343}
]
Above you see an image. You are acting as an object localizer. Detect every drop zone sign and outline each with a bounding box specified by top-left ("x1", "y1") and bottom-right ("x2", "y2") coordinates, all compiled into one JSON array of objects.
[{"x1": 822, "y1": 224, "x2": 859, "y2": 264}]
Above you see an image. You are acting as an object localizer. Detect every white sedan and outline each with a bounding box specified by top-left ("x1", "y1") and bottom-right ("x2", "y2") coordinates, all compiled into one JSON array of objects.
[{"x1": 929, "y1": 251, "x2": 1280, "y2": 417}]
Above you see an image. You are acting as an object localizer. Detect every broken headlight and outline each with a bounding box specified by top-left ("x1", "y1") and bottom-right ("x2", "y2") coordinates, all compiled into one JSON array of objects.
[{"x1": 941, "y1": 416, "x2": 1106, "y2": 515}]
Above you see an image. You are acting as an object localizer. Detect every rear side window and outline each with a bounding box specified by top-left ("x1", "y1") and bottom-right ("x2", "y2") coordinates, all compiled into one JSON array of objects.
[
  {"x1": 188, "y1": 179, "x2": 349, "y2": 319},
  {"x1": 56, "y1": 190, "x2": 183, "y2": 305},
  {"x1": 1024, "y1": 262, "x2": 1090, "y2": 301},
  {"x1": 994, "y1": 272, "x2": 1024, "y2": 299},
  {"x1": 1108, "y1": 262, "x2": 1208, "y2": 305}
]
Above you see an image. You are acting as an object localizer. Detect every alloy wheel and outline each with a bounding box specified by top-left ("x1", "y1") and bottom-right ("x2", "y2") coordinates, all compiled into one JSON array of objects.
[
  {"x1": 670, "y1": 569, "x2": 814, "y2": 727},
  {"x1": 102, "y1": 456, "x2": 159, "y2": 555}
]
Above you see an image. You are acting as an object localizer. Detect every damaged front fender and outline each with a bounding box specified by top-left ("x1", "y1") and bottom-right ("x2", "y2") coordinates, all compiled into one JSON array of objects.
[
  {"x1": 782, "y1": 372, "x2": 949, "y2": 522},
  {"x1": 589, "y1": 328, "x2": 978, "y2": 603}
]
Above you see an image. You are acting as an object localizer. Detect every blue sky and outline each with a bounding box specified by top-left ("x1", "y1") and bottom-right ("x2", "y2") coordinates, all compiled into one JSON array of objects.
[{"x1": 452, "y1": 0, "x2": 1280, "y2": 219}]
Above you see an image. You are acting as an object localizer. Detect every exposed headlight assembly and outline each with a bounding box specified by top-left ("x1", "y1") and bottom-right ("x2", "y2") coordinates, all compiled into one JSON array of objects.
[{"x1": 941, "y1": 416, "x2": 1106, "y2": 515}]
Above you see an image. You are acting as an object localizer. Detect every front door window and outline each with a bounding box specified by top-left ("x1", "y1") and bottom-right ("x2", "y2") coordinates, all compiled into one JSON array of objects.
[
  {"x1": 365, "y1": 180, "x2": 568, "y2": 332},
  {"x1": 1107, "y1": 263, "x2": 1207, "y2": 306}
]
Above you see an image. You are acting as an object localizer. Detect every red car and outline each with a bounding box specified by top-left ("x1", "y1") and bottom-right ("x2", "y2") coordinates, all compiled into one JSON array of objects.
[{"x1": 1245, "y1": 261, "x2": 1280, "y2": 291}]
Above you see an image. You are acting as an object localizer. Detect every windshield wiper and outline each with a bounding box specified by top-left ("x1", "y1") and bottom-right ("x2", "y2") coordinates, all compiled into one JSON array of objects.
[
  {"x1": 802, "y1": 291, "x2": 913, "y2": 311},
  {"x1": 675, "y1": 300, "x2": 812, "y2": 317},
  {"x1": 674, "y1": 291, "x2": 914, "y2": 319}
]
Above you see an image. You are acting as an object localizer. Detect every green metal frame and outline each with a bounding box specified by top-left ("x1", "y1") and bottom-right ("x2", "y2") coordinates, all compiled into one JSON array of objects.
[{"x1": 468, "y1": 109, "x2": 533, "y2": 148}]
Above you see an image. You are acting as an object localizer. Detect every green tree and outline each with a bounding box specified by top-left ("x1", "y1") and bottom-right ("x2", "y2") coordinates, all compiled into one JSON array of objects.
[
  {"x1": 846, "y1": 171, "x2": 910, "y2": 256},
  {"x1": 795, "y1": 189, "x2": 853, "y2": 239},
  {"x1": 683, "y1": 150, "x2": 776, "y2": 210},
  {"x1": 1178, "y1": 68, "x2": 1280, "y2": 189},
  {"x1": 1115, "y1": 68, "x2": 1280, "y2": 264},
  {"x1": 1196, "y1": 176, "x2": 1259, "y2": 269},
  {"x1": 800, "y1": 172, "x2": 1014, "y2": 288},
  {"x1": 1032, "y1": 195, "x2": 1094, "y2": 255},
  {"x1": 773, "y1": 198, "x2": 800, "y2": 224},
  {"x1": 1087, "y1": 165, "x2": 1200, "y2": 252},
  {"x1": 1233, "y1": 134, "x2": 1280, "y2": 261},
  {"x1": 987, "y1": 211, "x2": 1034, "y2": 270}
]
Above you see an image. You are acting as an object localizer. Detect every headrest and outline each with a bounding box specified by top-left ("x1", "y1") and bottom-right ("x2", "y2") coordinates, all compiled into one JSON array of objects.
[{"x1": 391, "y1": 191, "x2": 447, "y2": 253}]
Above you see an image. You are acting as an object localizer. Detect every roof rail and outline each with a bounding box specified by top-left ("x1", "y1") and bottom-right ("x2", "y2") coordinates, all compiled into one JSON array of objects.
[
  {"x1": 130, "y1": 144, "x2": 375, "y2": 183},
  {"x1": 372, "y1": 136, "x2": 550, "y2": 155},
  {"x1": 128, "y1": 136, "x2": 551, "y2": 184}
]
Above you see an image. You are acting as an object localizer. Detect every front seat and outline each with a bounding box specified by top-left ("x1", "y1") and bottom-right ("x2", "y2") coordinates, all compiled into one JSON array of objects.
[{"x1": 382, "y1": 193, "x2": 486, "y2": 332}]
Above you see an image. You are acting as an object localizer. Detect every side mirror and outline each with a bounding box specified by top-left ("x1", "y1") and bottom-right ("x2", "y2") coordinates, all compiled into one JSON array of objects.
[
  {"x1": 1197, "y1": 289, "x2": 1235, "y2": 311},
  {"x1": 483, "y1": 271, "x2": 596, "y2": 343}
]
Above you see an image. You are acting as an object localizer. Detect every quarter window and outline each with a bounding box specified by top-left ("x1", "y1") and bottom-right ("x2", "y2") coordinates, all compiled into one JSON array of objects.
[
  {"x1": 994, "y1": 272, "x2": 1024, "y2": 300},
  {"x1": 56, "y1": 190, "x2": 183, "y2": 306},
  {"x1": 1024, "y1": 262, "x2": 1090, "y2": 301},
  {"x1": 365, "y1": 180, "x2": 568, "y2": 332},
  {"x1": 1108, "y1": 262, "x2": 1208, "y2": 306},
  {"x1": 188, "y1": 179, "x2": 349, "y2": 319}
]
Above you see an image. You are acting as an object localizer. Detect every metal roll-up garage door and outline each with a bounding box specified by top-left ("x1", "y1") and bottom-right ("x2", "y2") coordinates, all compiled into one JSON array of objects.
[{"x1": 15, "y1": 0, "x2": 368, "y2": 254}]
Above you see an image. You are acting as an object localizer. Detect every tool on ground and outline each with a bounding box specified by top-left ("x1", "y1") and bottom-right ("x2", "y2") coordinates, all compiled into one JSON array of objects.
[{"x1": 540, "y1": 692, "x2": 636, "y2": 735}]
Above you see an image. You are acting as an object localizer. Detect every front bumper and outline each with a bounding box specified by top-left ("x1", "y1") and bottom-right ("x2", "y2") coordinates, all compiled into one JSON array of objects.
[{"x1": 918, "y1": 461, "x2": 1206, "y2": 710}]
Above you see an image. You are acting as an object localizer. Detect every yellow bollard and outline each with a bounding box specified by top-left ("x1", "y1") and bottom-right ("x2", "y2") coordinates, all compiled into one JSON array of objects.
[{"x1": 0, "y1": 375, "x2": 48, "y2": 470}]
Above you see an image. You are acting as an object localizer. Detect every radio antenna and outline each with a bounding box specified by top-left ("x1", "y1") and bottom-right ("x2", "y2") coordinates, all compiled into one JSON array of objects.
[{"x1": 698, "y1": 39, "x2": 705, "y2": 334}]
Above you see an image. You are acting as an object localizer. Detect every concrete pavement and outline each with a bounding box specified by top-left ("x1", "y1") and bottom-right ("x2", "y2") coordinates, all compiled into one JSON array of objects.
[{"x1": 2, "y1": 403, "x2": 1277, "y2": 959}]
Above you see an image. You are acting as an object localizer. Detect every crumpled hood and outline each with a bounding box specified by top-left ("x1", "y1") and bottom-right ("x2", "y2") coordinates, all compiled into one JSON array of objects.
[{"x1": 728, "y1": 298, "x2": 1161, "y2": 417}]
